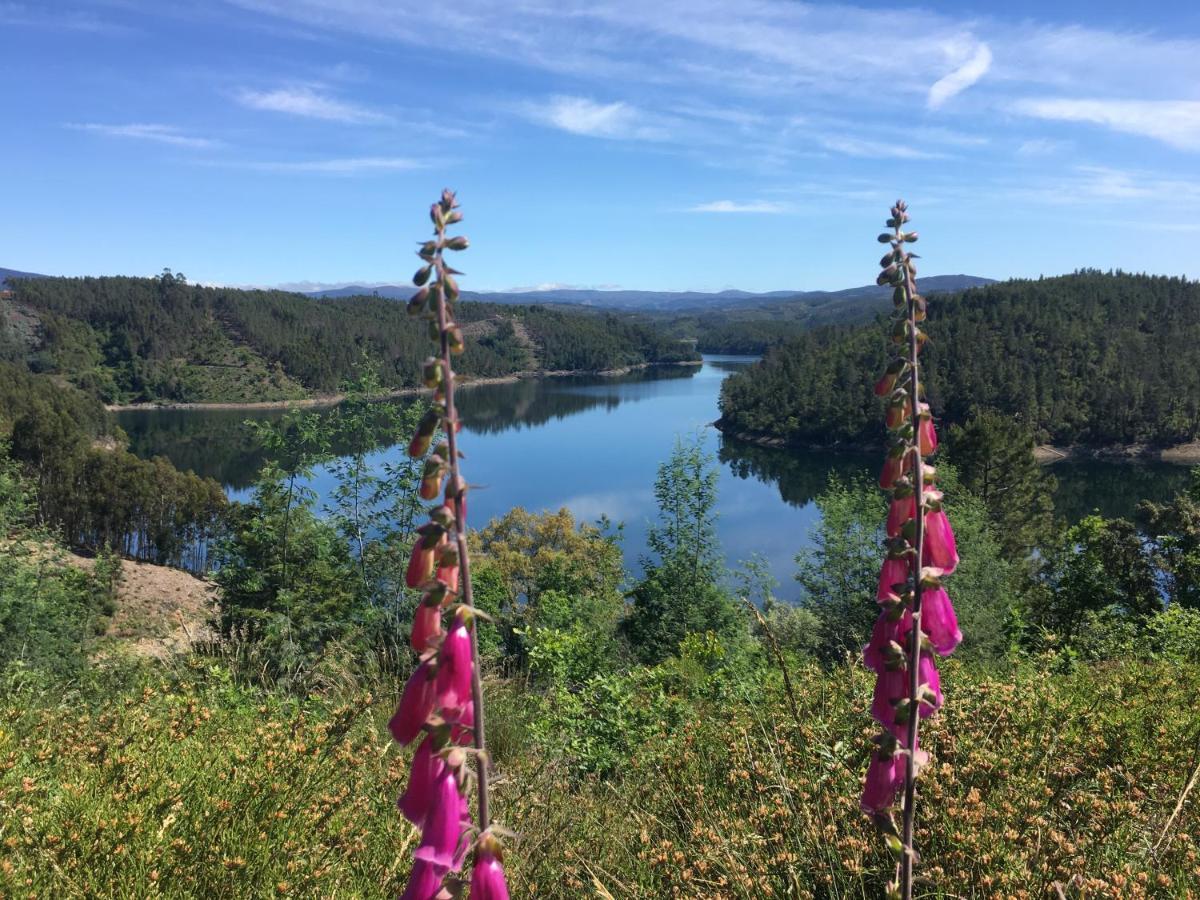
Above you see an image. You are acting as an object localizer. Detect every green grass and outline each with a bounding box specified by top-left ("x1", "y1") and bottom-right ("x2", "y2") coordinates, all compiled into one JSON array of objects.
[{"x1": 2, "y1": 654, "x2": 1197, "y2": 898}]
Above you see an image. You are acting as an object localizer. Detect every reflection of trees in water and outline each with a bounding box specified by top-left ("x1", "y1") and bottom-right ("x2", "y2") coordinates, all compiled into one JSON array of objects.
[
  {"x1": 456, "y1": 365, "x2": 698, "y2": 436},
  {"x1": 1051, "y1": 461, "x2": 1190, "y2": 523},
  {"x1": 718, "y1": 435, "x2": 874, "y2": 508},
  {"x1": 118, "y1": 408, "x2": 280, "y2": 489},
  {"x1": 117, "y1": 403, "x2": 418, "y2": 490}
]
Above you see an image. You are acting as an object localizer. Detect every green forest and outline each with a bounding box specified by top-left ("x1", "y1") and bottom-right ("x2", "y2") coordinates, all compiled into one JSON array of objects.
[
  {"x1": 1, "y1": 271, "x2": 697, "y2": 405},
  {"x1": 718, "y1": 271, "x2": 1200, "y2": 447}
]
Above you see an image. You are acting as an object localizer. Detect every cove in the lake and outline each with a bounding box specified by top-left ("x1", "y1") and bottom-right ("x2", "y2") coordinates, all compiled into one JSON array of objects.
[{"x1": 116, "y1": 355, "x2": 1193, "y2": 598}]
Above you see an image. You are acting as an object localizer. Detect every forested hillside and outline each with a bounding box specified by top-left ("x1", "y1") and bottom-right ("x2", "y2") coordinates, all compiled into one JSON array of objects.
[
  {"x1": 0, "y1": 272, "x2": 697, "y2": 405},
  {"x1": 719, "y1": 271, "x2": 1200, "y2": 447}
]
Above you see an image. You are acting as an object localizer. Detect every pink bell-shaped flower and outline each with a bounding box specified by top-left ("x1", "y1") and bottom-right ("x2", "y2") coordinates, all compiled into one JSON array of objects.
[
  {"x1": 470, "y1": 837, "x2": 511, "y2": 900},
  {"x1": 876, "y1": 557, "x2": 910, "y2": 603},
  {"x1": 398, "y1": 735, "x2": 446, "y2": 827},
  {"x1": 920, "y1": 586, "x2": 962, "y2": 656},
  {"x1": 398, "y1": 858, "x2": 445, "y2": 900},
  {"x1": 860, "y1": 750, "x2": 906, "y2": 814},
  {"x1": 390, "y1": 660, "x2": 436, "y2": 746},
  {"x1": 436, "y1": 611, "x2": 474, "y2": 712},
  {"x1": 415, "y1": 768, "x2": 468, "y2": 872},
  {"x1": 924, "y1": 509, "x2": 959, "y2": 574},
  {"x1": 411, "y1": 602, "x2": 443, "y2": 653}
]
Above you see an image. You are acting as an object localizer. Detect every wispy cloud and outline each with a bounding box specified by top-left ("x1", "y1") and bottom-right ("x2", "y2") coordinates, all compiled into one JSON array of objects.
[
  {"x1": 1, "y1": 2, "x2": 130, "y2": 34},
  {"x1": 818, "y1": 135, "x2": 947, "y2": 160},
  {"x1": 1010, "y1": 98, "x2": 1200, "y2": 151},
  {"x1": 927, "y1": 42, "x2": 992, "y2": 109},
  {"x1": 522, "y1": 95, "x2": 665, "y2": 140},
  {"x1": 687, "y1": 200, "x2": 790, "y2": 214},
  {"x1": 67, "y1": 122, "x2": 220, "y2": 149},
  {"x1": 241, "y1": 156, "x2": 423, "y2": 174},
  {"x1": 236, "y1": 85, "x2": 391, "y2": 124},
  {"x1": 1016, "y1": 137, "x2": 1066, "y2": 157}
]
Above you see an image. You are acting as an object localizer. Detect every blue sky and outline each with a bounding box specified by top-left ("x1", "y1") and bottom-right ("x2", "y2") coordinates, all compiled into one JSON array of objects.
[{"x1": 2, "y1": 0, "x2": 1198, "y2": 292}]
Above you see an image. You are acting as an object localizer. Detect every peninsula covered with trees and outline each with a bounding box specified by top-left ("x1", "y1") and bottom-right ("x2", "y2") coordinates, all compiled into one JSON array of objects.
[
  {"x1": 718, "y1": 271, "x2": 1200, "y2": 449},
  {"x1": 1, "y1": 271, "x2": 698, "y2": 406}
]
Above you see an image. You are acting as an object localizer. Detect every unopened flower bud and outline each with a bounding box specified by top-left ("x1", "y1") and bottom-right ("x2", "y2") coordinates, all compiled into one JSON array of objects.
[{"x1": 444, "y1": 236, "x2": 469, "y2": 251}]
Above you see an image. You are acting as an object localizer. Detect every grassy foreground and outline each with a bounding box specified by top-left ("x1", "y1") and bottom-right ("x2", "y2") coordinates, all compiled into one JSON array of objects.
[{"x1": 2, "y1": 655, "x2": 1198, "y2": 899}]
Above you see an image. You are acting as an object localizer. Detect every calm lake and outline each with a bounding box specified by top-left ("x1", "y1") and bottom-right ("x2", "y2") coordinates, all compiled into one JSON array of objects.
[{"x1": 117, "y1": 355, "x2": 1191, "y2": 598}]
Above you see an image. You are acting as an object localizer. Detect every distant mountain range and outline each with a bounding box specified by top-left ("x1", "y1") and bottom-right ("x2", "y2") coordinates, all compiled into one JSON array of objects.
[
  {"x1": 2, "y1": 265, "x2": 994, "y2": 314},
  {"x1": 0, "y1": 267, "x2": 47, "y2": 287},
  {"x1": 302, "y1": 274, "x2": 995, "y2": 311}
]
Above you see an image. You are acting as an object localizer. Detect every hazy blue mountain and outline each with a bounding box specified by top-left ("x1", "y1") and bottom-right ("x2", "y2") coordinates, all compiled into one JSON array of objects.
[
  {"x1": 0, "y1": 267, "x2": 47, "y2": 286},
  {"x1": 304, "y1": 274, "x2": 994, "y2": 312}
]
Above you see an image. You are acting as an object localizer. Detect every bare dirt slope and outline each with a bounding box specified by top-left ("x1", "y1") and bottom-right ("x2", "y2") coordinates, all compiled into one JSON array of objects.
[{"x1": 71, "y1": 554, "x2": 217, "y2": 659}]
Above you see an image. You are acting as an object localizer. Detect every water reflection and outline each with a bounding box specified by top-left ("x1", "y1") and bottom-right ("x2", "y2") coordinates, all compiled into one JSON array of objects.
[{"x1": 116, "y1": 356, "x2": 1195, "y2": 596}]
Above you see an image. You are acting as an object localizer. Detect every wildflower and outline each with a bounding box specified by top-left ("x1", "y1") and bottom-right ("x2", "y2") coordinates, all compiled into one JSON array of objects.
[
  {"x1": 398, "y1": 735, "x2": 445, "y2": 827},
  {"x1": 411, "y1": 603, "x2": 443, "y2": 654},
  {"x1": 436, "y1": 611, "x2": 474, "y2": 713},
  {"x1": 470, "y1": 836, "x2": 511, "y2": 900},
  {"x1": 406, "y1": 540, "x2": 437, "y2": 590},
  {"x1": 390, "y1": 661, "x2": 436, "y2": 746},
  {"x1": 921, "y1": 586, "x2": 962, "y2": 656},
  {"x1": 398, "y1": 858, "x2": 445, "y2": 900},
  {"x1": 414, "y1": 768, "x2": 468, "y2": 872},
  {"x1": 861, "y1": 750, "x2": 905, "y2": 814},
  {"x1": 876, "y1": 557, "x2": 909, "y2": 603},
  {"x1": 924, "y1": 509, "x2": 959, "y2": 573}
]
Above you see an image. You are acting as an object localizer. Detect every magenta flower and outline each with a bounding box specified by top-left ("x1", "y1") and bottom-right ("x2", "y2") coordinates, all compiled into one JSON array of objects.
[
  {"x1": 876, "y1": 557, "x2": 910, "y2": 602},
  {"x1": 398, "y1": 735, "x2": 446, "y2": 826},
  {"x1": 871, "y1": 653, "x2": 941, "y2": 737},
  {"x1": 398, "y1": 858, "x2": 444, "y2": 900},
  {"x1": 390, "y1": 660, "x2": 436, "y2": 746},
  {"x1": 863, "y1": 610, "x2": 909, "y2": 675},
  {"x1": 406, "y1": 540, "x2": 436, "y2": 589},
  {"x1": 886, "y1": 495, "x2": 915, "y2": 538},
  {"x1": 447, "y1": 700, "x2": 474, "y2": 744},
  {"x1": 918, "y1": 412, "x2": 938, "y2": 455},
  {"x1": 411, "y1": 603, "x2": 443, "y2": 653},
  {"x1": 921, "y1": 586, "x2": 962, "y2": 655},
  {"x1": 436, "y1": 611, "x2": 474, "y2": 712},
  {"x1": 414, "y1": 768, "x2": 469, "y2": 872},
  {"x1": 924, "y1": 509, "x2": 959, "y2": 573},
  {"x1": 861, "y1": 750, "x2": 906, "y2": 814},
  {"x1": 470, "y1": 846, "x2": 511, "y2": 900}
]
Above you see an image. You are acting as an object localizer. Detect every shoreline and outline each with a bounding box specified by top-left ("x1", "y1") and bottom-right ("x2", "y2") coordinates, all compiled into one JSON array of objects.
[
  {"x1": 105, "y1": 360, "x2": 703, "y2": 413},
  {"x1": 714, "y1": 423, "x2": 1200, "y2": 466}
]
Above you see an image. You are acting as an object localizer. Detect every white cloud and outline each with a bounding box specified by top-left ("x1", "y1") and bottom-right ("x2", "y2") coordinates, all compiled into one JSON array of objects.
[
  {"x1": 1016, "y1": 138, "x2": 1065, "y2": 156},
  {"x1": 67, "y1": 122, "x2": 220, "y2": 149},
  {"x1": 818, "y1": 135, "x2": 947, "y2": 160},
  {"x1": 523, "y1": 95, "x2": 663, "y2": 140},
  {"x1": 236, "y1": 85, "x2": 390, "y2": 124},
  {"x1": 927, "y1": 42, "x2": 992, "y2": 109},
  {"x1": 243, "y1": 157, "x2": 423, "y2": 174},
  {"x1": 1010, "y1": 98, "x2": 1200, "y2": 151},
  {"x1": 687, "y1": 200, "x2": 790, "y2": 213}
]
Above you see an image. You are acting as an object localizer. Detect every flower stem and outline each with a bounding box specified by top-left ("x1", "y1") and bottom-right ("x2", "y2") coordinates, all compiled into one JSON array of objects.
[
  {"x1": 430, "y1": 207, "x2": 491, "y2": 831},
  {"x1": 898, "y1": 214, "x2": 923, "y2": 900}
]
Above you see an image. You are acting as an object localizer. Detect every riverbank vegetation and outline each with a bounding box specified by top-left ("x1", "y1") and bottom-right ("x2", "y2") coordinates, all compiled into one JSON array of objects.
[
  {"x1": 1, "y1": 272, "x2": 697, "y2": 406},
  {"x1": 4, "y1": 408, "x2": 1200, "y2": 895},
  {"x1": 718, "y1": 271, "x2": 1200, "y2": 448}
]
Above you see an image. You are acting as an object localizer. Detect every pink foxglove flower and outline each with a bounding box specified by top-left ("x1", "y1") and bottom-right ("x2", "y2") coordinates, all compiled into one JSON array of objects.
[
  {"x1": 861, "y1": 750, "x2": 906, "y2": 814},
  {"x1": 411, "y1": 603, "x2": 443, "y2": 653},
  {"x1": 398, "y1": 858, "x2": 445, "y2": 900},
  {"x1": 921, "y1": 586, "x2": 962, "y2": 656},
  {"x1": 470, "y1": 840, "x2": 511, "y2": 900},
  {"x1": 406, "y1": 540, "x2": 436, "y2": 589},
  {"x1": 863, "y1": 610, "x2": 909, "y2": 675},
  {"x1": 876, "y1": 557, "x2": 910, "y2": 603},
  {"x1": 415, "y1": 768, "x2": 468, "y2": 872},
  {"x1": 924, "y1": 509, "x2": 959, "y2": 573},
  {"x1": 436, "y1": 611, "x2": 474, "y2": 712},
  {"x1": 398, "y1": 735, "x2": 445, "y2": 826},
  {"x1": 918, "y1": 411, "x2": 938, "y2": 455},
  {"x1": 390, "y1": 660, "x2": 436, "y2": 746}
]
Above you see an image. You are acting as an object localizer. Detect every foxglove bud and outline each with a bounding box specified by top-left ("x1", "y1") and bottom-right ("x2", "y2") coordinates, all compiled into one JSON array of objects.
[{"x1": 390, "y1": 660, "x2": 436, "y2": 746}]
